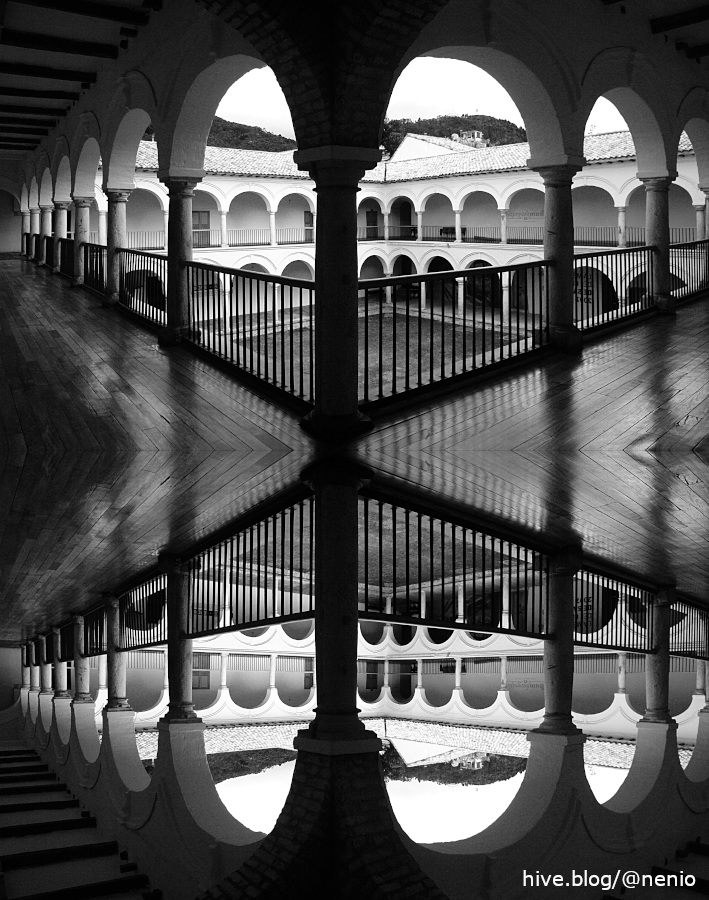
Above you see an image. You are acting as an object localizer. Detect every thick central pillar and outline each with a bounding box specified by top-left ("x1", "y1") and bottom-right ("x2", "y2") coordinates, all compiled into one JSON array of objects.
[
  {"x1": 643, "y1": 587, "x2": 673, "y2": 723},
  {"x1": 159, "y1": 177, "x2": 200, "y2": 345},
  {"x1": 158, "y1": 554, "x2": 198, "y2": 722},
  {"x1": 105, "y1": 189, "x2": 131, "y2": 306},
  {"x1": 533, "y1": 164, "x2": 583, "y2": 352},
  {"x1": 642, "y1": 175, "x2": 674, "y2": 314},
  {"x1": 294, "y1": 146, "x2": 380, "y2": 440},
  {"x1": 52, "y1": 202, "x2": 70, "y2": 273},
  {"x1": 105, "y1": 595, "x2": 131, "y2": 710},
  {"x1": 51, "y1": 627, "x2": 71, "y2": 699},
  {"x1": 72, "y1": 197, "x2": 92, "y2": 286},
  {"x1": 39, "y1": 205, "x2": 53, "y2": 264},
  {"x1": 536, "y1": 548, "x2": 583, "y2": 735}
]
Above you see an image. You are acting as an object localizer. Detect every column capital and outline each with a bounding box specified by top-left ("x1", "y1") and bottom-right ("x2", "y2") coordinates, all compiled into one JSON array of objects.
[
  {"x1": 102, "y1": 591, "x2": 119, "y2": 610},
  {"x1": 615, "y1": 204, "x2": 627, "y2": 211},
  {"x1": 106, "y1": 188, "x2": 132, "y2": 203},
  {"x1": 549, "y1": 546, "x2": 583, "y2": 576},
  {"x1": 53, "y1": 200, "x2": 71, "y2": 211},
  {"x1": 39, "y1": 203, "x2": 54, "y2": 211},
  {"x1": 72, "y1": 196, "x2": 94, "y2": 208},
  {"x1": 294, "y1": 144, "x2": 381, "y2": 170},
  {"x1": 529, "y1": 162, "x2": 583, "y2": 185},
  {"x1": 71, "y1": 613, "x2": 84, "y2": 625},
  {"x1": 159, "y1": 175, "x2": 201, "y2": 196},
  {"x1": 639, "y1": 175, "x2": 675, "y2": 191}
]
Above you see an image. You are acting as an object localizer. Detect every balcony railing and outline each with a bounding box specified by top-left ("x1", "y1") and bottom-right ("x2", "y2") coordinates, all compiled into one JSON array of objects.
[
  {"x1": 184, "y1": 259, "x2": 315, "y2": 404},
  {"x1": 58, "y1": 238, "x2": 74, "y2": 279},
  {"x1": 127, "y1": 231, "x2": 165, "y2": 250},
  {"x1": 573, "y1": 226, "x2": 617, "y2": 247},
  {"x1": 44, "y1": 235, "x2": 54, "y2": 269},
  {"x1": 506, "y1": 225, "x2": 544, "y2": 245},
  {"x1": 358, "y1": 260, "x2": 549, "y2": 407},
  {"x1": 117, "y1": 249, "x2": 167, "y2": 326},
  {"x1": 357, "y1": 226, "x2": 385, "y2": 241},
  {"x1": 573, "y1": 245, "x2": 656, "y2": 331},
  {"x1": 670, "y1": 239, "x2": 709, "y2": 301},
  {"x1": 192, "y1": 229, "x2": 221, "y2": 249},
  {"x1": 84, "y1": 242, "x2": 107, "y2": 294},
  {"x1": 276, "y1": 227, "x2": 314, "y2": 245},
  {"x1": 462, "y1": 225, "x2": 501, "y2": 243},
  {"x1": 388, "y1": 225, "x2": 418, "y2": 240},
  {"x1": 227, "y1": 228, "x2": 270, "y2": 247}
]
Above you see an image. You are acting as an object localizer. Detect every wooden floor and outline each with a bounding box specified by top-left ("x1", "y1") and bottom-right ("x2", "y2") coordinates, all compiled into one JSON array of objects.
[{"x1": 1, "y1": 258, "x2": 708, "y2": 641}]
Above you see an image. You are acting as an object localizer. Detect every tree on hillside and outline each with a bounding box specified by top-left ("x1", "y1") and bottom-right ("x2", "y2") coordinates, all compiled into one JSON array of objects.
[
  {"x1": 206, "y1": 116, "x2": 296, "y2": 151},
  {"x1": 380, "y1": 114, "x2": 527, "y2": 157}
]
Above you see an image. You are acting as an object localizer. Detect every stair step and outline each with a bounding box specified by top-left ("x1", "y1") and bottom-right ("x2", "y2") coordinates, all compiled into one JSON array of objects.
[
  {"x1": 0, "y1": 826, "x2": 112, "y2": 856},
  {"x1": 0, "y1": 771, "x2": 57, "y2": 785},
  {"x1": 0, "y1": 796, "x2": 78, "y2": 814},
  {"x1": 0, "y1": 751, "x2": 37, "y2": 761},
  {"x1": 0, "y1": 782, "x2": 67, "y2": 796},
  {"x1": 5, "y1": 870, "x2": 150, "y2": 900},
  {"x1": 0, "y1": 813, "x2": 96, "y2": 838},
  {"x1": 1, "y1": 839, "x2": 119, "y2": 870},
  {"x1": 0, "y1": 763, "x2": 49, "y2": 775}
]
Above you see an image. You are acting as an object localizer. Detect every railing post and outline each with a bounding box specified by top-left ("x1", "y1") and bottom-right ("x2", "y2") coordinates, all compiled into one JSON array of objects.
[
  {"x1": 159, "y1": 176, "x2": 200, "y2": 345},
  {"x1": 616, "y1": 205, "x2": 627, "y2": 247},
  {"x1": 71, "y1": 196, "x2": 92, "y2": 286},
  {"x1": 533, "y1": 164, "x2": 583, "y2": 352},
  {"x1": 105, "y1": 189, "x2": 131, "y2": 306},
  {"x1": 294, "y1": 146, "x2": 379, "y2": 439},
  {"x1": 536, "y1": 547, "x2": 583, "y2": 735},
  {"x1": 158, "y1": 554, "x2": 198, "y2": 722},
  {"x1": 643, "y1": 586, "x2": 674, "y2": 723},
  {"x1": 52, "y1": 202, "x2": 69, "y2": 274},
  {"x1": 641, "y1": 174, "x2": 675, "y2": 314}
]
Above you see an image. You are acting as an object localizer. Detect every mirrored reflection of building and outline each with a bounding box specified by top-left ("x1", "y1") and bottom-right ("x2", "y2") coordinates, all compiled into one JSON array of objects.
[{"x1": 2, "y1": 2, "x2": 709, "y2": 899}]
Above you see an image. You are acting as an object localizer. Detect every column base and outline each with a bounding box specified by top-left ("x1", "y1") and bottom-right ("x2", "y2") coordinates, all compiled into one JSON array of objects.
[
  {"x1": 157, "y1": 326, "x2": 202, "y2": 346},
  {"x1": 71, "y1": 277, "x2": 84, "y2": 287},
  {"x1": 101, "y1": 292, "x2": 119, "y2": 308},
  {"x1": 532, "y1": 715, "x2": 583, "y2": 737},
  {"x1": 550, "y1": 324, "x2": 583, "y2": 353},
  {"x1": 654, "y1": 293, "x2": 676, "y2": 315},
  {"x1": 300, "y1": 409, "x2": 373, "y2": 442},
  {"x1": 294, "y1": 729, "x2": 381, "y2": 756}
]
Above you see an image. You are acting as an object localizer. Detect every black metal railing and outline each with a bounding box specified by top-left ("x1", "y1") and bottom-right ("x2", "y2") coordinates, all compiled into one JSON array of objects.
[
  {"x1": 358, "y1": 492, "x2": 550, "y2": 637},
  {"x1": 184, "y1": 259, "x2": 315, "y2": 404},
  {"x1": 23, "y1": 232, "x2": 31, "y2": 257},
  {"x1": 462, "y1": 225, "x2": 501, "y2": 243},
  {"x1": 358, "y1": 260, "x2": 549, "y2": 406},
  {"x1": 357, "y1": 226, "x2": 385, "y2": 241},
  {"x1": 573, "y1": 571, "x2": 656, "y2": 653},
  {"x1": 669, "y1": 239, "x2": 709, "y2": 300},
  {"x1": 276, "y1": 227, "x2": 314, "y2": 245},
  {"x1": 573, "y1": 226, "x2": 617, "y2": 247},
  {"x1": 57, "y1": 623, "x2": 74, "y2": 662},
  {"x1": 117, "y1": 249, "x2": 168, "y2": 326},
  {"x1": 573, "y1": 245, "x2": 655, "y2": 331},
  {"x1": 227, "y1": 228, "x2": 271, "y2": 247},
  {"x1": 421, "y1": 224, "x2": 458, "y2": 242},
  {"x1": 32, "y1": 234, "x2": 42, "y2": 261},
  {"x1": 507, "y1": 225, "x2": 545, "y2": 245},
  {"x1": 84, "y1": 607, "x2": 106, "y2": 657},
  {"x1": 388, "y1": 225, "x2": 418, "y2": 240},
  {"x1": 670, "y1": 227, "x2": 696, "y2": 244},
  {"x1": 669, "y1": 599, "x2": 709, "y2": 660},
  {"x1": 127, "y1": 231, "x2": 165, "y2": 251},
  {"x1": 83, "y1": 242, "x2": 107, "y2": 294},
  {"x1": 118, "y1": 575, "x2": 168, "y2": 651},
  {"x1": 192, "y1": 229, "x2": 221, "y2": 249},
  {"x1": 58, "y1": 238, "x2": 74, "y2": 278},
  {"x1": 186, "y1": 492, "x2": 315, "y2": 637},
  {"x1": 625, "y1": 226, "x2": 645, "y2": 247}
]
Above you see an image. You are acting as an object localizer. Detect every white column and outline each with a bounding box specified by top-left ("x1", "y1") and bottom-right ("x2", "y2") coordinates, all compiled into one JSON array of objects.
[
  {"x1": 695, "y1": 658, "x2": 706, "y2": 696},
  {"x1": 220, "y1": 210, "x2": 228, "y2": 248},
  {"x1": 643, "y1": 587, "x2": 673, "y2": 723},
  {"x1": 454, "y1": 657, "x2": 463, "y2": 690},
  {"x1": 456, "y1": 277, "x2": 465, "y2": 317},
  {"x1": 98, "y1": 209, "x2": 107, "y2": 245},
  {"x1": 219, "y1": 652, "x2": 228, "y2": 691},
  {"x1": 454, "y1": 209, "x2": 462, "y2": 243},
  {"x1": 270, "y1": 210, "x2": 277, "y2": 246},
  {"x1": 416, "y1": 659, "x2": 423, "y2": 690},
  {"x1": 105, "y1": 189, "x2": 131, "y2": 305},
  {"x1": 162, "y1": 210, "x2": 169, "y2": 250},
  {"x1": 694, "y1": 204, "x2": 706, "y2": 241},
  {"x1": 52, "y1": 202, "x2": 70, "y2": 273},
  {"x1": 616, "y1": 205, "x2": 627, "y2": 247},
  {"x1": 39, "y1": 204, "x2": 53, "y2": 264},
  {"x1": 159, "y1": 554, "x2": 198, "y2": 721},
  {"x1": 269, "y1": 654, "x2": 277, "y2": 690},
  {"x1": 617, "y1": 651, "x2": 628, "y2": 694},
  {"x1": 500, "y1": 656, "x2": 508, "y2": 691},
  {"x1": 383, "y1": 211, "x2": 390, "y2": 241},
  {"x1": 500, "y1": 269, "x2": 511, "y2": 322},
  {"x1": 456, "y1": 584, "x2": 465, "y2": 622},
  {"x1": 105, "y1": 595, "x2": 131, "y2": 710},
  {"x1": 501, "y1": 577, "x2": 511, "y2": 630},
  {"x1": 499, "y1": 208, "x2": 508, "y2": 244},
  {"x1": 71, "y1": 196, "x2": 92, "y2": 286},
  {"x1": 642, "y1": 175, "x2": 674, "y2": 314},
  {"x1": 416, "y1": 209, "x2": 423, "y2": 241},
  {"x1": 160, "y1": 177, "x2": 200, "y2": 344}
]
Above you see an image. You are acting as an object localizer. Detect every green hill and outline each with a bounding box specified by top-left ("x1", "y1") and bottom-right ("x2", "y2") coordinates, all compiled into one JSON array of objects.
[
  {"x1": 206, "y1": 117, "x2": 296, "y2": 151},
  {"x1": 381, "y1": 114, "x2": 527, "y2": 156}
]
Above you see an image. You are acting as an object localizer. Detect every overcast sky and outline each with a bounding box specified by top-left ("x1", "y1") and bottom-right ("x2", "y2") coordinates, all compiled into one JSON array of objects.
[{"x1": 216, "y1": 58, "x2": 629, "y2": 140}]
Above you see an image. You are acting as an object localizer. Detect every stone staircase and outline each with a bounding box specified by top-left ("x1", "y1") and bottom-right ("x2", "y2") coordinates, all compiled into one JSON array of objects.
[{"x1": 0, "y1": 744, "x2": 160, "y2": 899}]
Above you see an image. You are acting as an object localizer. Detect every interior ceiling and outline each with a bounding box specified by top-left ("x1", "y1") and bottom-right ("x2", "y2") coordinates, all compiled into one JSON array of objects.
[
  {"x1": 0, "y1": 0, "x2": 157, "y2": 160},
  {"x1": 1, "y1": 1, "x2": 709, "y2": 163}
]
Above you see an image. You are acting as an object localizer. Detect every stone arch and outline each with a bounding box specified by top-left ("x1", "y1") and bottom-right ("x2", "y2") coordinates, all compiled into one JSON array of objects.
[
  {"x1": 104, "y1": 107, "x2": 153, "y2": 192},
  {"x1": 275, "y1": 192, "x2": 313, "y2": 243},
  {"x1": 163, "y1": 55, "x2": 268, "y2": 178},
  {"x1": 126, "y1": 186, "x2": 166, "y2": 248},
  {"x1": 226, "y1": 186, "x2": 275, "y2": 214},
  {"x1": 460, "y1": 249, "x2": 499, "y2": 268},
  {"x1": 359, "y1": 255, "x2": 387, "y2": 279},
  {"x1": 572, "y1": 184, "x2": 618, "y2": 246},
  {"x1": 275, "y1": 189, "x2": 315, "y2": 214},
  {"x1": 579, "y1": 48, "x2": 675, "y2": 177},
  {"x1": 385, "y1": 192, "x2": 418, "y2": 216},
  {"x1": 391, "y1": 253, "x2": 418, "y2": 277},
  {"x1": 676, "y1": 93, "x2": 709, "y2": 187},
  {"x1": 37, "y1": 160, "x2": 53, "y2": 207},
  {"x1": 281, "y1": 259, "x2": 314, "y2": 280},
  {"x1": 507, "y1": 187, "x2": 545, "y2": 244},
  {"x1": 460, "y1": 190, "x2": 502, "y2": 242},
  {"x1": 227, "y1": 190, "x2": 272, "y2": 246},
  {"x1": 20, "y1": 184, "x2": 28, "y2": 212},
  {"x1": 73, "y1": 136, "x2": 101, "y2": 199},
  {"x1": 421, "y1": 192, "x2": 455, "y2": 241},
  {"x1": 52, "y1": 139, "x2": 72, "y2": 204},
  {"x1": 234, "y1": 254, "x2": 277, "y2": 275},
  {"x1": 28, "y1": 176, "x2": 39, "y2": 209},
  {"x1": 193, "y1": 183, "x2": 227, "y2": 213}
]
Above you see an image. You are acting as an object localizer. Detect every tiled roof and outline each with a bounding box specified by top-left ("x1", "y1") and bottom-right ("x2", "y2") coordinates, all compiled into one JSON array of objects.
[
  {"x1": 395, "y1": 134, "x2": 472, "y2": 154},
  {"x1": 134, "y1": 140, "x2": 307, "y2": 179},
  {"x1": 132, "y1": 130, "x2": 694, "y2": 184}
]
